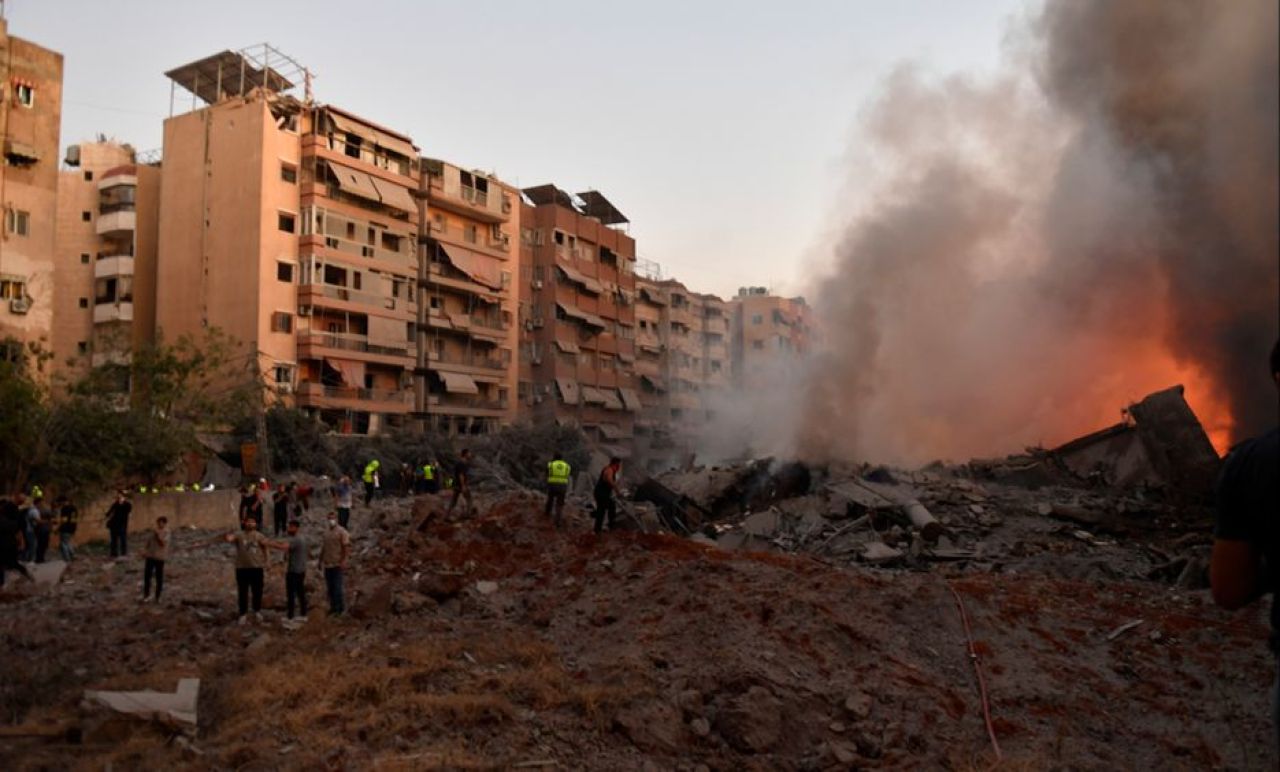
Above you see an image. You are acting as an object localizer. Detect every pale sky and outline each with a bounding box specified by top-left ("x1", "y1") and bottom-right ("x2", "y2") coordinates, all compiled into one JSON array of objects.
[{"x1": 9, "y1": 0, "x2": 1026, "y2": 299}]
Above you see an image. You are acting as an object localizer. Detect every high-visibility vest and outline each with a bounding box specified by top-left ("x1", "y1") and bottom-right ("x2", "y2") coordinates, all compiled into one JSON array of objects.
[
  {"x1": 30, "y1": 484, "x2": 43, "y2": 499},
  {"x1": 423, "y1": 464, "x2": 435, "y2": 481},
  {"x1": 547, "y1": 460, "x2": 571, "y2": 485},
  {"x1": 362, "y1": 461, "x2": 379, "y2": 483}
]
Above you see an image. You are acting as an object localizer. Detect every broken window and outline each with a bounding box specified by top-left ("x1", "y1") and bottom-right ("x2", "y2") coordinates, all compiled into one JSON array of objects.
[
  {"x1": 381, "y1": 231, "x2": 402, "y2": 253},
  {"x1": 6, "y1": 209, "x2": 30, "y2": 236},
  {"x1": 344, "y1": 133, "x2": 363, "y2": 160}
]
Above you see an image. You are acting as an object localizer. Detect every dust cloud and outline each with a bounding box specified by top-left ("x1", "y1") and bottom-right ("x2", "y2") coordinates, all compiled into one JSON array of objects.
[{"x1": 793, "y1": 0, "x2": 1278, "y2": 465}]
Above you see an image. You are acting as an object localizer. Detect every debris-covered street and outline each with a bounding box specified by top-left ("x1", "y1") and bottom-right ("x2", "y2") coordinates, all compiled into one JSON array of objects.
[{"x1": 1, "y1": 391, "x2": 1275, "y2": 769}]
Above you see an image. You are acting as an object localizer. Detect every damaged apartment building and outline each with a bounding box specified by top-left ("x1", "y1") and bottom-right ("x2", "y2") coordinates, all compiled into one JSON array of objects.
[{"x1": 517, "y1": 185, "x2": 641, "y2": 454}]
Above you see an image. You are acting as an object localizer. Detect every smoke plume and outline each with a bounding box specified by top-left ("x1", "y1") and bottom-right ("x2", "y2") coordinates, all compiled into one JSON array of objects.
[{"x1": 796, "y1": 0, "x2": 1278, "y2": 464}]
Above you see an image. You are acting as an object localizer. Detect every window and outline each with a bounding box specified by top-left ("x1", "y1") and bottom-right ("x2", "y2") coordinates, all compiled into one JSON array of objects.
[
  {"x1": 280, "y1": 163, "x2": 297, "y2": 184},
  {"x1": 752, "y1": 340, "x2": 764, "y2": 350},
  {"x1": 15, "y1": 84, "x2": 34, "y2": 108},
  {"x1": 344, "y1": 133, "x2": 363, "y2": 159},
  {"x1": 429, "y1": 296, "x2": 441, "y2": 310},
  {"x1": 273, "y1": 365, "x2": 294, "y2": 385},
  {"x1": 0, "y1": 277, "x2": 26, "y2": 299},
  {"x1": 270, "y1": 312, "x2": 293, "y2": 333},
  {"x1": 277, "y1": 212, "x2": 296, "y2": 233},
  {"x1": 81, "y1": 211, "x2": 91, "y2": 222},
  {"x1": 276, "y1": 262, "x2": 294, "y2": 283},
  {"x1": 751, "y1": 314, "x2": 763, "y2": 325},
  {"x1": 464, "y1": 224, "x2": 478, "y2": 244},
  {"x1": 77, "y1": 341, "x2": 88, "y2": 354},
  {"x1": 83, "y1": 171, "x2": 93, "y2": 182},
  {"x1": 78, "y1": 297, "x2": 88, "y2": 309},
  {"x1": 94, "y1": 277, "x2": 132, "y2": 304},
  {"x1": 381, "y1": 232, "x2": 401, "y2": 253},
  {"x1": 553, "y1": 230, "x2": 565, "y2": 246},
  {"x1": 6, "y1": 209, "x2": 30, "y2": 236},
  {"x1": 501, "y1": 271, "x2": 511, "y2": 289},
  {"x1": 80, "y1": 253, "x2": 89, "y2": 264}
]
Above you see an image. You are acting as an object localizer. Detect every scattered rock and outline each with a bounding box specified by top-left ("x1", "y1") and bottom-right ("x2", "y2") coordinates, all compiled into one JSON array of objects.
[
  {"x1": 475, "y1": 580, "x2": 500, "y2": 596},
  {"x1": 862, "y1": 542, "x2": 904, "y2": 565},
  {"x1": 843, "y1": 691, "x2": 873, "y2": 720},
  {"x1": 246, "y1": 633, "x2": 272, "y2": 653},
  {"x1": 715, "y1": 686, "x2": 783, "y2": 753},
  {"x1": 613, "y1": 700, "x2": 685, "y2": 754}
]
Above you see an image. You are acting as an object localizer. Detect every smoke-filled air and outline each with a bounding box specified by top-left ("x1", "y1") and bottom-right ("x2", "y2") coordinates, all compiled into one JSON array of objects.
[{"x1": 785, "y1": 0, "x2": 1278, "y2": 466}]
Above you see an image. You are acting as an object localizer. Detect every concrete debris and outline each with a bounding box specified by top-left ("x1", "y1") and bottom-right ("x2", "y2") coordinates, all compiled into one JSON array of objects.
[
  {"x1": 861, "y1": 542, "x2": 905, "y2": 565},
  {"x1": 475, "y1": 580, "x2": 500, "y2": 596},
  {"x1": 82, "y1": 678, "x2": 199, "y2": 729},
  {"x1": 29, "y1": 560, "x2": 69, "y2": 587}
]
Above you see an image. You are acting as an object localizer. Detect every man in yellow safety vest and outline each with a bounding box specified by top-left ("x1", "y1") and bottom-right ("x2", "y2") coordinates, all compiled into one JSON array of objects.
[
  {"x1": 362, "y1": 459, "x2": 380, "y2": 507},
  {"x1": 545, "y1": 451, "x2": 571, "y2": 529},
  {"x1": 421, "y1": 461, "x2": 439, "y2": 495}
]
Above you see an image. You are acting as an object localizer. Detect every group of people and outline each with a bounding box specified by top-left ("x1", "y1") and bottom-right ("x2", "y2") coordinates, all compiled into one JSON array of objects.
[
  {"x1": 544, "y1": 451, "x2": 624, "y2": 534},
  {"x1": 0, "y1": 492, "x2": 87, "y2": 587}
]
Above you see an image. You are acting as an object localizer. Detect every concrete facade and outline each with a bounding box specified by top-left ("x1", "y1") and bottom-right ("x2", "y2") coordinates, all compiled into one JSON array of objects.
[
  {"x1": 729, "y1": 287, "x2": 816, "y2": 392},
  {"x1": 516, "y1": 186, "x2": 638, "y2": 452},
  {"x1": 0, "y1": 19, "x2": 62, "y2": 365},
  {"x1": 52, "y1": 141, "x2": 160, "y2": 383},
  {"x1": 416, "y1": 159, "x2": 519, "y2": 435}
]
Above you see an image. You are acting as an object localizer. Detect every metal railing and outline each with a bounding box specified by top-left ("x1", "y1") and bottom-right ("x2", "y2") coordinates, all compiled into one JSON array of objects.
[
  {"x1": 298, "y1": 332, "x2": 411, "y2": 358},
  {"x1": 300, "y1": 383, "x2": 409, "y2": 403},
  {"x1": 302, "y1": 282, "x2": 403, "y2": 311},
  {"x1": 433, "y1": 351, "x2": 505, "y2": 370}
]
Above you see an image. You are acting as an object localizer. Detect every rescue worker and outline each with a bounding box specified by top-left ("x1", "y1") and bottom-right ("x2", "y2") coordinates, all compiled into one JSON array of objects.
[
  {"x1": 423, "y1": 460, "x2": 440, "y2": 495},
  {"x1": 545, "y1": 451, "x2": 571, "y2": 528},
  {"x1": 362, "y1": 459, "x2": 380, "y2": 507},
  {"x1": 446, "y1": 449, "x2": 473, "y2": 517},
  {"x1": 593, "y1": 457, "x2": 623, "y2": 534},
  {"x1": 30, "y1": 484, "x2": 43, "y2": 501}
]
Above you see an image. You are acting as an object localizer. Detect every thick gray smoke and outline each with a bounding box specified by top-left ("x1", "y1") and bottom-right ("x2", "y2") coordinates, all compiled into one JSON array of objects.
[{"x1": 795, "y1": 0, "x2": 1278, "y2": 464}]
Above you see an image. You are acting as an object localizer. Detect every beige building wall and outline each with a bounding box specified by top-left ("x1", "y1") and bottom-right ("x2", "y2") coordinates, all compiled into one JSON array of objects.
[
  {"x1": 0, "y1": 20, "x2": 62, "y2": 363},
  {"x1": 730, "y1": 288, "x2": 816, "y2": 392}
]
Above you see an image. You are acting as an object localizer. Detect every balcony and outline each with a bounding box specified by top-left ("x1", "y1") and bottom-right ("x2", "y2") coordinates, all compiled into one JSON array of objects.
[
  {"x1": 94, "y1": 255, "x2": 134, "y2": 280},
  {"x1": 93, "y1": 302, "x2": 133, "y2": 324},
  {"x1": 422, "y1": 173, "x2": 509, "y2": 224},
  {"x1": 303, "y1": 234, "x2": 415, "y2": 276},
  {"x1": 296, "y1": 381, "x2": 412, "y2": 413},
  {"x1": 429, "y1": 350, "x2": 506, "y2": 378},
  {"x1": 95, "y1": 208, "x2": 136, "y2": 237},
  {"x1": 427, "y1": 393, "x2": 508, "y2": 416},
  {"x1": 299, "y1": 282, "x2": 413, "y2": 318},
  {"x1": 297, "y1": 331, "x2": 413, "y2": 365}
]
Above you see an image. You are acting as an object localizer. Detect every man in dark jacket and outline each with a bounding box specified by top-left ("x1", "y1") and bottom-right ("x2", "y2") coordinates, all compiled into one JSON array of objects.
[{"x1": 105, "y1": 490, "x2": 133, "y2": 558}]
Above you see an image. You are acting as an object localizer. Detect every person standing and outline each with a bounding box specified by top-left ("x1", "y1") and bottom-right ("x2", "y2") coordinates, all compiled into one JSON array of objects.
[
  {"x1": 32, "y1": 498, "x2": 51, "y2": 564},
  {"x1": 446, "y1": 449, "x2": 474, "y2": 517},
  {"x1": 593, "y1": 457, "x2": 623, "y2": 534},
  {"x1": 545, "y1": 451, "x2": 572, "y2": 529},
  {"x1": 105, "y1": 491, "x2": 132, "y2": 558},
  {"x1": 141, "y1": 516, "x2": 170, "y2": 603},
  {"x1": 421, "y1": 460, "x2": 440, "y2": 495},
  {"x1": 280, "y1": 520, "x2": 309, "y2": 622},
  {"x1": 362, "y1": 459, "x2": 380, "y2": 507},
  {"x1": 272, "y1": 484, "x2": 290, "y2": 537},
  {"x1": 335, "y1": 476, "x2": 354, "y2": 530},
  {"x1": 319, "y1": 512, "x2": 351, "y2": 616},
  {"x1": 1210, "y1": 339, "x2": 1280, "y2": 747},
  {"x1": 242, "y1": 486, "x2": 265, "y2": 530},
  {"x1": 22, "y1": 495, "x2": 39, "y2": 562},
  {"x1": 0, "y1": 495, "x2": 33, "y2": 588},
  {"x1": 56, "y1": 497, "x2": 79, "y2": 562},
  {"x1": 221, "y1": 517, "x2": 270, "y2": 624}
]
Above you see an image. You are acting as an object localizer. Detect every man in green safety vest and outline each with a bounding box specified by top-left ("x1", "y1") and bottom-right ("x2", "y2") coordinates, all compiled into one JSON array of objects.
[
  {"x1": 421, "y1": 460, "x2": 439, "y2": 495},
  {"x1": 362, "y1": 459, "x2": 380, "y2": 507},
  {"x1": 545, "y1": 451, "x2": 571, "y2": 529}
]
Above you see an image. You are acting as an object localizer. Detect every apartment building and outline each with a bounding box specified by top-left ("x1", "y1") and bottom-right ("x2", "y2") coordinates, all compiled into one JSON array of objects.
[
  {"x1": 0, "y1": 19, "x2": 62, "y2": 362},
  {"x1": 157, "y1": 48, "x2": 421, "y2": 434},
  {"x1": 631, "y1": 277, "x2": 731, "y2": 460},
  {"x1": 730, "y1": 286, "x2": 816, "y2": 392},
  {"x1": 51, "y1": 141, "x2": 160, "y2": 382},
  {"x1": 416, "y1": 159, "x2": 520, "y2": 435},
  {"x1": 516, "y1": 185, "x2": 639, "y2": 451}
]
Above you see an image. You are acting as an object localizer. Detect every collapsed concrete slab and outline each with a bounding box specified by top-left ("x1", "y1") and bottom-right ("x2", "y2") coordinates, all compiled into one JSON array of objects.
[
  {"x1": 83, "y1": 678, "x2": 199, "y2": 730},
  {"x1": 28, "y1": 560, "x2": 68, "y2": 587}
]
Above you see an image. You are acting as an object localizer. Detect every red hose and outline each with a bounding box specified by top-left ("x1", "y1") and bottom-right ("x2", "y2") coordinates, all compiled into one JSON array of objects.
[{"x1": 947, "y1": 581, "x2": 1003, "y2": 762}]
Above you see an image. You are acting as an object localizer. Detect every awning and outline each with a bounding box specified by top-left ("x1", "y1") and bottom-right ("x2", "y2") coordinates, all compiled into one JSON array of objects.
[
  {"x1": 638, "y1": 343, "x2": 662, "y2": 354},
  {"x1": 618, "y1": 388, "x2": 643, "y2": 412},
  {"x1": 439, "y1": 371, "x2": 479, "y2": 395},
  {"x1": 556, "y1": 263, "x2": 603, "y2": 294},
  {"x1": 324, "y1": 357, "x2": 365, "y2": 387},
  {"x1": 556, "y1": 302, "x2": 606, "y2": 329},
  {"x1": 555, "y1": 377, "x2": 580, "y2": 405},
  {"x1": 369, "y1": 176, "x2": 418, "y2": 214},
  {"x1": 4, "y1": 139, "x2": 40, "y2": 162},
  {"x1": 601, "y1": 389, "x2": 625, "y2": 411},
  {"x1": 641, "y1": 374, "x2": 667, "y2": 392},
  {"x1": 439, "y1": 244, "x2": 504, "y2": 290},
  {"x1": 327, "y1": 161, "x2": 381, "y2": 203},
  {"x1": 554, "y1": 339, "x2": 580, "y2": 354},
  {"x1": 581, "y1": 386, "x2": 608, "y2": 406},
  {"x1": 327, "y1": 110, "x2": 417, "y2": 159}
]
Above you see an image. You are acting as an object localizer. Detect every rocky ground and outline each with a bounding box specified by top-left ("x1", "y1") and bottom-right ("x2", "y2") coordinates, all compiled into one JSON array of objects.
[{"x1": 0, "y1": 482, "x2": 1275, "y2": 770}]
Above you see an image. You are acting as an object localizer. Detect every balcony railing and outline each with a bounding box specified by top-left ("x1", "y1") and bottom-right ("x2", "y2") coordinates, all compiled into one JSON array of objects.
[
  {"x1": 301, "y1": 282, "x2": 406, "y2": 312},
  {"x1": 430, "y1": 394, "x2": 507, "y2": 411},
  {"x1": 98, "y1": 202, "x2": 136, "y2": 216},
  {"x1": 432, "y1": 351, "x2": 504, "y2": 370},
  {"x1": 460, "y1": 186, "x2": 489, "y2": 207},
  {"x1": 315, "y1": 232, "x2": 413, "y2": 267},
  {"x1": 299, "y1": 332, "x2": 411, "y2": 358},
  {"x1": 299, "y1": 382, "x2": 410, "y2": 403}
]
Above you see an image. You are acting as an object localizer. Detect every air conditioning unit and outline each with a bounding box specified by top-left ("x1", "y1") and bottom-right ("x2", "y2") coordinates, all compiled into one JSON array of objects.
[
  {"x1": 9, "y1": 297, "x2": 30, "y2": 314},
  {"x1": 531, "y1": 279, "x2": 543, "y2": 290}
]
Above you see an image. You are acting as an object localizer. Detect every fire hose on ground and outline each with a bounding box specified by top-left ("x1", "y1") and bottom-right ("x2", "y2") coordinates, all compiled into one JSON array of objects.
[{"x1": 946, "y1": 580, "x2": 1003, "y2": 762}]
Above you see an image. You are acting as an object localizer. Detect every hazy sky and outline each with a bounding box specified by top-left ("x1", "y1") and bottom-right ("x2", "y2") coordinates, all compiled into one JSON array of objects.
[{"x1": 9, "y1": 0, "x2": 1026, "y2": 299}]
